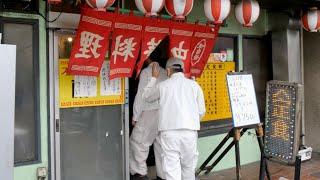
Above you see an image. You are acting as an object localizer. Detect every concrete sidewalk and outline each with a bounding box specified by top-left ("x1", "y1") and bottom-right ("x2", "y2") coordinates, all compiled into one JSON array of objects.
[
  {"x1": 147, "y1": 153, "x2": 320, "y2": 180},
  {"x1": 199, "y1": 153, "x2": 320, "y2": 180}
]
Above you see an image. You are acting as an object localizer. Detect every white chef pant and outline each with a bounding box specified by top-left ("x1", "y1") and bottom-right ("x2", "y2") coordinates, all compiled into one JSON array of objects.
[
  {"x1": 129, "y1": 110, "x2": 165, "y2": 178},
  {"x1": 160, "y1": 130, "x2": 198, "y2": 180}
]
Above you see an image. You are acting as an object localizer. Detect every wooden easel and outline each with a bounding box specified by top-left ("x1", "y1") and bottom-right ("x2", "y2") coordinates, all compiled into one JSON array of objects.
[
  {"x1": 196, "y1": 123, "x2": 270, "y2": 180},
  {"x1": 196, "y1": 73, "x2": 271, "y2": 179}
]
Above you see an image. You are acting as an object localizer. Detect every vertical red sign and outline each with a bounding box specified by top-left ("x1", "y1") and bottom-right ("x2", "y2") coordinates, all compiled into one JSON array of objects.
[
  {"x1": 169, "y1": 21, "x2": 195, "y2": 77},
  {"x1": 67, "y1": 8, "x2": 114, "y2": 76},
  {"x1": 190, "y1": 24, "x2": 220, "y2": 77},
  {"x1": 136, "y1": 18, "x2": 170, "y2": 77},
  {"x1": 109, "y1": 14, "x2": 143, "y2": 79}
]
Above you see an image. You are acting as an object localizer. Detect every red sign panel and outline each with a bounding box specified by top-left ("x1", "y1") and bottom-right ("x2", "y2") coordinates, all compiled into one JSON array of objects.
[
  {"x1": 109, "y1": 14, "x2": 143, "y2": 79},
  {"x1": 169, "y1": 21, "x2": 194, "y2": 77},
  {"x1": 191, "y1": 25, "x2": 220, "y2": 77},
  {"x1": 67, "y1": 8, "x2": 114, "y2": 76},
  {"x1": 135, "y1": 18, "x2": 170, "y2": 78}
]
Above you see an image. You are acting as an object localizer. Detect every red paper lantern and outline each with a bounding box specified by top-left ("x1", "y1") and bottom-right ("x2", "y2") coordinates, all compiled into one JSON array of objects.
[
  {"x1": 85, "y1": 0, "x2": 116, "y2": 11},
  {"x1": 204, "y1": 0, "x2": 231, "y2": 24},
  {"x1": 301, "y1": 8, "x2": 320, "y2": 32},
  {"x1": 135, "y1": 0, "x2": 165, "y2": 17},
  {"x1": 235, "y1": 0, "x2": 260, "y2": 27},
  {"x1": 165, "y1": 0, "x2": 194, "y2": 20}
]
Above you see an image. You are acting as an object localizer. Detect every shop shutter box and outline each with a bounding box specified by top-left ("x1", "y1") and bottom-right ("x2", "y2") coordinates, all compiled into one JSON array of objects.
[{"x1": 264, "y1": 80, "x2": 303, "y2": 165}]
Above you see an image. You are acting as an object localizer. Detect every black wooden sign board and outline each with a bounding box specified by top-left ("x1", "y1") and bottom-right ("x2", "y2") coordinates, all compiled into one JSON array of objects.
[{"x1": 264, "y1": 80, "x2": 303, "y2": 165}]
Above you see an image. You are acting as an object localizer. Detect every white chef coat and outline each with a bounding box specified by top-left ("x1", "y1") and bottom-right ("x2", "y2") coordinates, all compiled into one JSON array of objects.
[
  {"x1": 142, "y1": 72, "x2": 206, "y2": 131},
  {"x1": 132, "y1": 64, "x2": 167, "y2": 121}
]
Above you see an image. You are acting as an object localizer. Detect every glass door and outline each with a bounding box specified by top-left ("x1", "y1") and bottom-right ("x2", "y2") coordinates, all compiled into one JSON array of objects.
[
  {"x1": 52, "y1": 31, "x2": 127, "y2": 180},
  {"x1": 59, "y1": 106, "x2": 123, "y2": 180}
]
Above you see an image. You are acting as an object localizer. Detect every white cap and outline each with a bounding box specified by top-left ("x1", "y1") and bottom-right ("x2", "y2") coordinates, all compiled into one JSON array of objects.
[{"x1": 166, "y1": 57, "x2": 184, "y2": 70}]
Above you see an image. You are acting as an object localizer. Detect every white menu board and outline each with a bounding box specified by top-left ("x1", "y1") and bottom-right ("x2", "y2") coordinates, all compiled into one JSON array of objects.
[{"x1": 227, "y1": 74, "x2": 260, "y2": 127}]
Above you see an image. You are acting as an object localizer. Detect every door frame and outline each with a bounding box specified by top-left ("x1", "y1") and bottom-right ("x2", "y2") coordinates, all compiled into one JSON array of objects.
[{"x1": 48, "y1": 26, "x2": 130, "y2": 180}]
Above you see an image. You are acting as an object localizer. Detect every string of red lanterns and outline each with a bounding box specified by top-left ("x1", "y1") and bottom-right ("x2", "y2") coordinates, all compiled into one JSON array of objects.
[
  {"x1": 48, "y1": 0, "x2": 320, "y2": 32},
  {"x1": 64, "y1": 0, "x2": 320, "y2": 79}
]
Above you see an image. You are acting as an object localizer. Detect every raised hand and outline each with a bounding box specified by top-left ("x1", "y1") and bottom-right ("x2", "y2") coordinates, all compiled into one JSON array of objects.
[{"x1": 152, "y1": 62, "x2": 160, "y2": 78}]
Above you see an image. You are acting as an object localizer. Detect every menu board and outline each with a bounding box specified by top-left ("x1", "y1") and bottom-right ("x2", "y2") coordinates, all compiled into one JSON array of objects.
[
  {"x1": 226, "y1": 73, "x2": 260, "y2": 127},
  {"x1": 59, "y1": 59, "x2": 125, "y2": 108},
  {"x1": 196, "y1": 62, "x2": 235, "y2": 122}
]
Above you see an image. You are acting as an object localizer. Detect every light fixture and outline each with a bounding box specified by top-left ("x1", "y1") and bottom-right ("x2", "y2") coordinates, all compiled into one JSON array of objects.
[{"x1": 67, "y1": 37, "x2": 73, "y2": 43}]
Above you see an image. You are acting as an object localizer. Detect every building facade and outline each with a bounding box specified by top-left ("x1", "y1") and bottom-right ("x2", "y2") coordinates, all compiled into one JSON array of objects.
[{"x1": 1, "y1": 0, "x2": 319, "y2": 180}]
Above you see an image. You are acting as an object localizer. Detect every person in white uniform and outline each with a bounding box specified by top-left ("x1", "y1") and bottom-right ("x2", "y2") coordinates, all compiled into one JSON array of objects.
[
  {"x1": 130, "y1": 57, "x2": 167, "y2": 180},
  {"x1": 142, "y1": 57, "x2": 206, "y2": 180}
]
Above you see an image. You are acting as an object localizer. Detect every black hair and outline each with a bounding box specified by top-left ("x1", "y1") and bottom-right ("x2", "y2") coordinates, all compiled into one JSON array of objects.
[
  {"x1": 171, "y1": 64, "x2": 184, "y2": 73},
  {"x1": 149, "y1": 48, "x2": 161, "y2": 61},
  {"x1": 172, "y1": 69, "x2": 184, "y2": 73}
]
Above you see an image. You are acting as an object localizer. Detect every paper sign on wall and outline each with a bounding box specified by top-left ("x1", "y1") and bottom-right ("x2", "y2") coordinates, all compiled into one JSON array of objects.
[
  {"x1": 59, "y1": 59, "x2": 125, "y2": 108},
  {"x1": 74, "y1": 76, "x2": 97, "y2": 97},
  {"x1": 227, "y1": 74, "x2": 260, "y2": 127},
  {"x1": 100, "y1": 61, "x2": 121, "y2": 96}
]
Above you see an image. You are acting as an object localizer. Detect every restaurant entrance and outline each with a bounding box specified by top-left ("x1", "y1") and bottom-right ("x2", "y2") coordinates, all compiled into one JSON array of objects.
[{"x1": 49, "y1": 29, "x2": 129, "y2": 180}]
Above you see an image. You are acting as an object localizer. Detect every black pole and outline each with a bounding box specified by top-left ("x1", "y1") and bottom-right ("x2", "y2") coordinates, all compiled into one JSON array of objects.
[
  {"x1": 204, "y1": 137, "x2": 237, "y2": 174},
  {"x1": 259, "y1": 152, "x2": 266, "y2": 180},
  {"x1": 256, "y1": 124, "x2": 271, "y2": 180},
  {"x1": 204, "y1": 129, "x2": 249, "y2": 174},
  {"x1": 257, "y1": 133, "x2": 271, "y2": 180},
  {"x1": 257, "y1": 129, "x2": 265, "y2": 180},
  {"x1": 235, "y1": 139, "x2": 241, "y2": 180},
  {"x1": 294, "y1": 155, "x2": 302, "y2": 180},
  {"x1": 265, "y1": 159, "x2": 271, "y2": 180},
  {"x1": 196, "y1": 130, "x2": 232, "y2": 176},
  {"x1": 234, "y1": 129, "x2": 241, "y2": 180}
]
